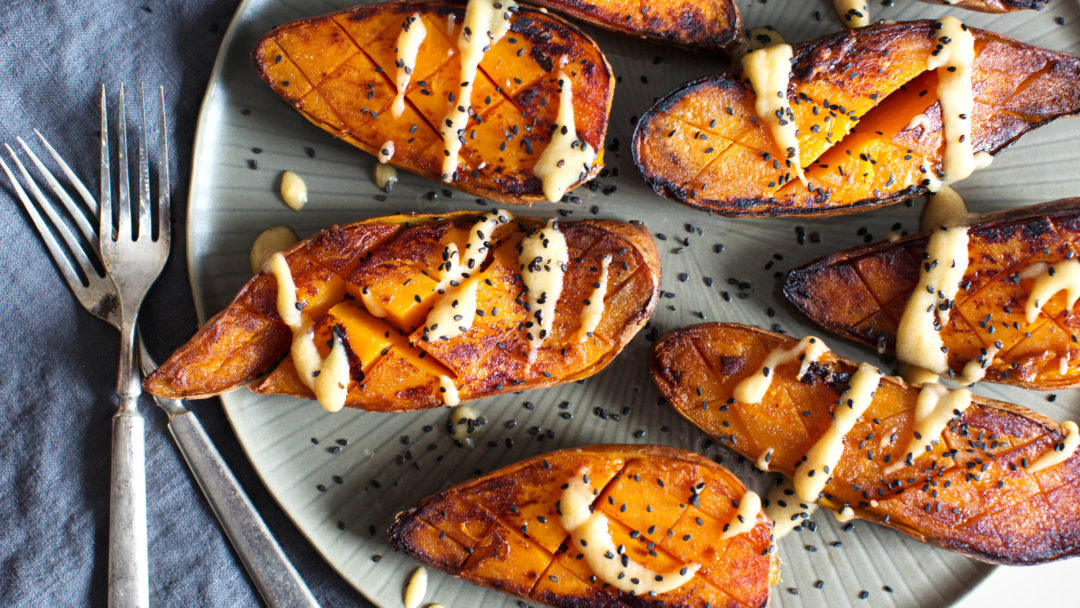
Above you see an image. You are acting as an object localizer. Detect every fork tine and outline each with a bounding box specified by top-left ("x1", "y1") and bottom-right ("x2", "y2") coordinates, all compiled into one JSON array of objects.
[
  {"x1": 16, "y1": 135, "x2": 97, "y2": 245},
  {"x1": 100, "y1": 84, "x2": 112, "y2": 243},
  {"x1": 34, "y1": 128, "x2": 98, "y2": 215},
  {"x1": 1, "y1": 149, "x2": 98, "y2": 287},
  {"x1": 157, "y1": 85, "x2": 170, "y2": 243},
  {"x1": 116, "y1": 83, "x2": 131, "y2": 241},
  {"x1": 136, "y1": 84, "x2": 152, "y2": 240}
]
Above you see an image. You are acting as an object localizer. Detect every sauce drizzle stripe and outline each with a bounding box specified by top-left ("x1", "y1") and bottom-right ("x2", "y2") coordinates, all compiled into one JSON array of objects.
[
  {"x1": 896, "y1": 225, "x2": 970, "y2": 375},
  {"x1": 733, "y1": 336, "x2": 827, "y2": 404},
  {"x1": 1029, "y1": 421, "x2": 1079, "y2": 473},
  {"x1": 794, "y1": 362, "x2": 881, "y2": 502},
  {"x1": 560, "y1": 468, "x2": 700, "y2": 594},
  {"x1": 743, "y1": 43, "x2": 806, "y2": 186},
  {"x1": 268, "y1": 252, "x2": 351, "y2": 412}
]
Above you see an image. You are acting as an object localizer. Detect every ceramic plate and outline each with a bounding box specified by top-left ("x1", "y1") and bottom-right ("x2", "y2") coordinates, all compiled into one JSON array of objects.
[{"x1": 188, "y1": 1, "x2": 1080, "y2": 606}]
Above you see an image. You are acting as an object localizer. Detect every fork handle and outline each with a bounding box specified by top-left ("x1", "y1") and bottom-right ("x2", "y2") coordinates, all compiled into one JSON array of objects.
[
  {"x1": 109, "y1": 399, "x2": 149, "y2": 608},
  {"x1": 166, "y1": 407, "x2": 320, "y2": 608}
]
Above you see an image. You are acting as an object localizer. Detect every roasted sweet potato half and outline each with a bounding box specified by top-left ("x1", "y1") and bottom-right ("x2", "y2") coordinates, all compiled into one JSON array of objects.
[
  {"x1": 529, "y1": 0, "x2": 744, "y2": 50},
  {"x1": 651, "y1": 323, "x2": 1080, "y2": 565},
  {"x1": 632, "y1": 20, "x2": 1080, "y2": 217},
  {"x1": 785, "y1": 198, "x2": 1080, "y2": 390},
  {"x1": 920, "y1": 0, "x2": 1049, "y2": 12},
  {"x1": 388, "y1": 445, "x2": 776, "y2": 608},
  {"x1": 253, "y1": 1, "x2": 614, "y2": 204},
  {"x1": 144, "y1": 212, "x2": 660, "y2": 412}
]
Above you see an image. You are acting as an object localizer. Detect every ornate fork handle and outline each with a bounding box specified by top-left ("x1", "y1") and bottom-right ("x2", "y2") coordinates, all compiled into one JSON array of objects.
[{"x1": 109, "y1": 386, "x2": 148, "y2": 607}]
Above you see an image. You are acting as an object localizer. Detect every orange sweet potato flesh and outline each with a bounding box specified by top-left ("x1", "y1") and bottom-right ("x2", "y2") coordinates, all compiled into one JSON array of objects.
[
  {"x1": 252, "y1": 2, "x2": 613, "y2": 204},
  {"x1": 651, "y1": 323, "x2": 1080, "y2": 565},
  {"x1": 144, "y1": 212, "x2": 660, "y2": 412},
  {"x1": 632, "y1": 20, "x2": 1080, "y2": 217},
  {"x1": 388, "y1": 445, "x2": 776, "y2": 608},
  {"x1": 785, "y1": 199, "x2": 1080, "y2": 391},
  {"x1": 530, "y1": 0, "x2": 744, "y2": 50},
  {"x1": 920, "y1": 0, "x2": 1049, "y2": 12}
]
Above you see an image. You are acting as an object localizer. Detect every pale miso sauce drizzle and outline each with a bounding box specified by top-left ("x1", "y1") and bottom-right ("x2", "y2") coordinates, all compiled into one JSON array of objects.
[
  {"x1": 926, "y1": 17, "x2": 979, "y2": 192},
  {"x1": 742, "y1": 44, "x2": 807, "y2": 185},
  {"x1": 763, "y1": 477, "x2": 818, "y2": 539},
  {"x1": 439, "y1": 375, "x2": 461, "y2": 406},
  {"x1": 794, "y1": 362, "x2": 881, "y2": 502},
  {"x1": 733, "y1": 336, "x2": 828, "y2": 404},
  {"x1": 423, "y1": 278, "x2": 481, "y2": 343},
  {"x1": 434, "y1": 209, "x2": 513, "y2": 294},
  {"x1": 884, "y1": 383, "x2": 972, "y2": 474},
  {"x1": 957, "y1": 345, "x2": 998, "y2": 386},
  {"x1": 533, "y1": 69, "x2": 597, "y2": 202},
  {"x1": 375, "y1": 162, "x2": 398, "y2": 192},
  {"x1": 375, "y1": 141, "x2": 398, "y2": 191},
  {"x1": 1029, "y1": 421, "x2": 1079, "y2": 473},
  {"x1": 832, "y1": 0, "x2": 870, "y2": 28},
  {"x1": 1024, "y1": 258, "x2": 1080, "y2": 323},
  {"x1": 378, "y1": 140, "x2": 395, "y2": 164},
  {"x1": 920, "y1": 186, "x2": 968, "y2": 232},
  {"x1": 899, "y1": 362, "x2": 941, "y2": 386},
  {"x1": 267, "y1": 253, "x2": 350, "y2": 412},
  {"x1": 895, "y1": 224, "x2": 970, "y2": 375},
  {"x1": 720, "y1": 491, "x2": 762, "y2": 539},
  {"x1": 907, "y1": 186, "x2": 976, "y2": 384},
  {"x1": 403, "y1": 567, "x2": 428, "y2": 608},
  {"x1": 422, "y1": 210, "x2": 512, "y2": 348},
  {"x1": 574, "y1": 255, "x2": 610, "y2": 343},
  {"x1": 835, "y1": 505, "x2": 857, "y2": 522},
  {"x1": 439, "y1": 0, "x2": 517, "y2": 181},
  {"x1": 447, "y1": 404, "x2": 483, "y2": 443},
  {"x1": 519, "y1": 219, "x2": 569, "y2": 365},
  {"x1": 560, "y1": 468, "x2": 700, "y2": 594},
  {"x1": 756, "y1": 447, "x2": 774, "y2": 471},
  {"x1": 360, "y1": 285, "x2": 388, "y2": 318},
  {"x1": 392, "y1": 13, "x2": 427, "y2": 118},
  {"x1": 904, "y1": 113, "x2": 932, "y2": 140}
]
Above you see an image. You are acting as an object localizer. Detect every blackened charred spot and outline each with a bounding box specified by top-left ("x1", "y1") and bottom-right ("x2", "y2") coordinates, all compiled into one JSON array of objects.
[
  {"x1": 979, "y1": 223, "x2": 1022, "y2": 245},
  {"x1": 718, "y1": 355, "x2": 745, "y2": 378},
  {"x1": 532, "y1": 49, "x2": 555, "y2": 73},
  {"x1": 1019, "y1": 219, "x2": 1055, "y2": 240}
]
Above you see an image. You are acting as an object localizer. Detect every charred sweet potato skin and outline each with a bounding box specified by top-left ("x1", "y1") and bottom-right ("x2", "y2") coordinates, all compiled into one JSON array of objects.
[
  {"x1": 785, "y1": 199, "x2": 1080, "y2": 390},
  {"x1": 651, "y1": 323, "x2": 1080, "y2": 565},
  {"x1": 252, "y1": 2, "x2": 613, "y2": 205},
  {"x1": 388, "y1": 445, "x2": 774, "y2": 608},
  {"x1": 532, "y1": 0, "x2": 744, "y2": 50},
  {"x1": 633, "y1": 21, "x2": 1080, "y2": 217},
  {"x1": 920, "y1": 0, "x2": 1049, "y2": 12},
  {"x1": 145, "y1": 212, "x2": 660, "y2": 411}
]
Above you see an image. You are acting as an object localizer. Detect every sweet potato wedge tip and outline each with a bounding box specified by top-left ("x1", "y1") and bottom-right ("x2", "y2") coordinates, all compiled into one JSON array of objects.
[
  {"x1": 252, "y1": 1, "x2": 614, "y2": 204},
  {"x1": 651, "y1": 323, "x2": 1080, "y2": 565},
  {"x1": 144, "y1": 212, "x2": 660, "y2": 412},
  {"x1": 388, "y1": 445, "x2": 775, "y2": 608},
  {"x1": 920, "y1": 0, "x2": 1049, "y2": 12},
  {"x1": 785, "y1": 198, "x2": 1080, "y2": 391},
  {"x1": 633, "y1": 20, "x2": 1080, "y2": 217},
  {"x1": 529, "y1": 0, "x2": 744, "y2": 50}
]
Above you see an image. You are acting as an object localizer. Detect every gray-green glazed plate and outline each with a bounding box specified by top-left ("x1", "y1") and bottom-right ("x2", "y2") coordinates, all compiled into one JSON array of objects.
[{"x1": 187, "y1": 1, "x2": 1080, "y2": 606}]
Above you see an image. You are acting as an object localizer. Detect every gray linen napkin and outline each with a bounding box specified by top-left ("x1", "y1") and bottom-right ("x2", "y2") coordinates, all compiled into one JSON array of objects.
[{"x1": 0, "y1": 1, "x2": 369, "y2": 605}]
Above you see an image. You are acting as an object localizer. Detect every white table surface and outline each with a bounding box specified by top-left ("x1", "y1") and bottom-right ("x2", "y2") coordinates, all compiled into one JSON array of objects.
[{"x1": 956, "y1": 559, "x2": 1076, "y2": 606}]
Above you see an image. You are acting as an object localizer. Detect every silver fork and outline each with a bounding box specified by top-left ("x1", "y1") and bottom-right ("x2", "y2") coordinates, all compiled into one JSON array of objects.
[
  {"x1": 98, "y1": 82, "x2": 168, "y2": 608},
  {"x1": 1, "y1": 90, "x2": 318, "y2": 608}
]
